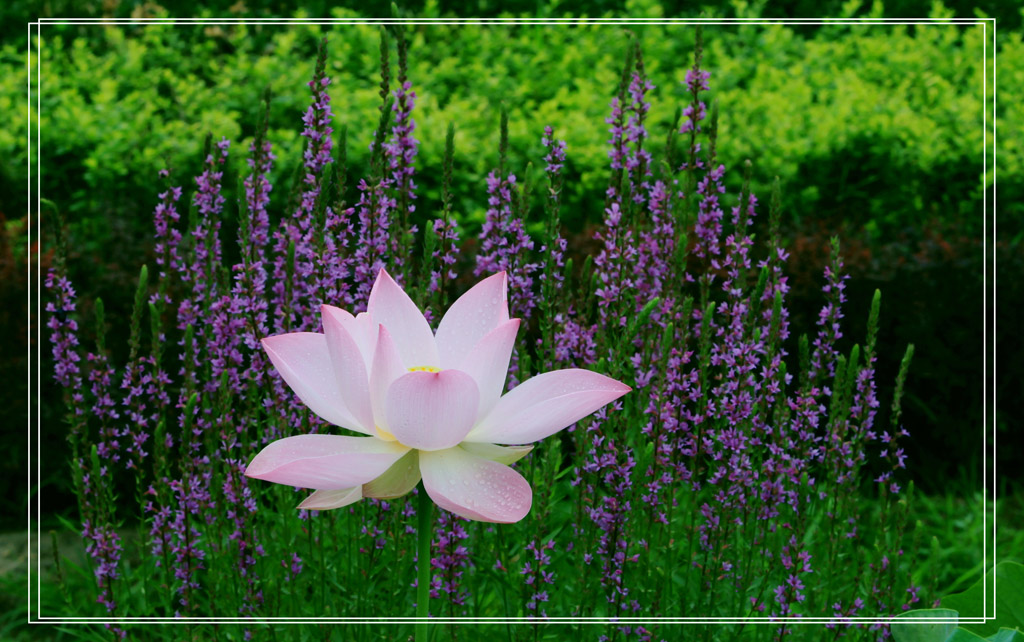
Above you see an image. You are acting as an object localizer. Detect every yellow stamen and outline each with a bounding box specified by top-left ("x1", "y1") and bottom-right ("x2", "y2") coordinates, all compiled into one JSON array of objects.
[
  {"x1": 376, "y1": 426, "x2": 398, "y2": 442},
  {"x1": 408, "y1": 366, "x2": 440, "y2": 373}
]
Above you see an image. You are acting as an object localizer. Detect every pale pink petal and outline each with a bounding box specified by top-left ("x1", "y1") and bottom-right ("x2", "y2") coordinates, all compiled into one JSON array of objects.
[
  {"x1": 464, "y1": 369, "x2": 631, "y2": 445},
  {"x1": 420, "y1": 446, "x2": 532, "y2": 524},
  {"x1": 321, "y1": 305, "x2": 374, "y2": 433},
  {"x1": 459, "y1": 442, "x2": 533, "y2": 466},
  {"x1": 321, "y1": 305, "x2": 376, "y2": 367},
  {"x1": 369, "y1": 324, "x2": 407, "y2": 436},
  {"x1": 298, "y1": 487, "x2": 362, "y2": 511},
  {"x1": 457, "y1": 319, "x2": 520, "y2": 421},
  {"x1": 261, "y1": 333, "x2": 368, "y2": 434},
  {"x1": 385, "y1": 370, "x2": 479, "y2": 451},
  {"x1": 366, "y1": 269, "x2": 438, "y2": 369},
  {"x1": 362, "y1": 450, "x2": 420, "y2": 499},
  {"x1": 245, "y1": 434, "x2": 408, "y2": 490},
  {"x1": 350, "y1": 312, "x2": 377, "y2": 365},
  {"x1": 435, "y1": 272, "x2": 509, "y2": 369}
]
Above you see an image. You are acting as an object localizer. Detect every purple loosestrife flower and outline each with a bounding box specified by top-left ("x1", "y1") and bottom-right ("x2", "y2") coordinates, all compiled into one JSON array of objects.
[
  {"x1": 542, "y1": 126, "x2": 567, "y2": 177},
  {"x1": 119, "y1": 358, "x2": 159, "y2": 469},
  {"x1": 431, "y1": 510, "x2": 470, "y2": 610},
  {"x1": 522, "y1": 538, "x2": 556, "y2": 618},
  {"x1": 176, "y1": 141, "x2": 229, "y2": 366},
  {"x1": 167, "y1": 150, "x2": 231, "y2": 600},
  {"x1": 809, "y1": 241, "x2": 848, "y2": 385},
  {"x1": 152, "y1": 175, "x2": 184, "y2": 286},
  {"x1": 282, "y1": 552, "x2": 303, "y2": 580},
  {"x1": 538, "y1": 125, "x2": 570, "y2": 374},
  {"x1": 222, "y1": 459, "x2": 264, "y2": 614},
  {"x1": 851, "y1": 357, "x2": 880, "y2": 444},
  {"x1": 235, "y1": 136, "x2": 276, "y2": 353},
  {"x1": 146, "y1": 491, "x2": 174, "y2": 568},
  {"x1": 681, "y1": 68, "x2": 711, "y2": 135},
  {"x1": 539, "y1": 126, "x2": 568, "y2": 293},
  {"x1": 553, "y1": 312, "x2": 598, "y2": 368},
  {"x1": 581, "y1": 408, "x2": 641, "y2": 616},
  {"x1": 692, "y1": 163, "x2": 726, "y2": 265},
  {"x1": 302, "y1": 75, "x2": 334, "y2": 179},
  {"x1": 624, "y1": 70, "x2": 655, "y2": 204},
  {"x1": 385, "y1": 80, "x2": 419, "y2": 240},
  {"x1": 45, "y1": 270, "x2": 83, "y2": 408},
  {"x1": 87, "y1": 350, "x2": 120, "y2": 463},
  {"x1": 606, "y1": 96, "x2": 627, "y2": 172},
  {"x1": 474, "y1": 171, "x2": 538, "y2": 326},
  {"x1": 81, "y1": 519, "x2": 123, "y2": 613},
  {"x1": 593, "y1": 201, "x2": 637, "y2": 330},
  {"x1": 77, "y1": 448, "x2": 123, "y2": 624},
  {"x1": 168, "y1": 476, "x2": 211, "y2": 612},
  {"x1": 272, "y1": 64, "x2": 337, "y2": 333},
  {"x1": 430, "y1": 216, "x2": 460, "y2": 295},
  {"x1": 771, "y1": 538, "x2": 813, "y2": 626},
  {"x1": 634, "y1": 179, "x2": 674, "y2": 309},
  {"x1": 360, "y1": 498, "x2": 389, "y2": 552},
  {"x1": 352, "y1": 178, "x2": 396, "y2": 308}
]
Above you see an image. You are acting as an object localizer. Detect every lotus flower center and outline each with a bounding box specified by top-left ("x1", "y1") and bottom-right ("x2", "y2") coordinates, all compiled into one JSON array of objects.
[{"x1": 408, "y1": 366, "x2": 441, "y2": 373}]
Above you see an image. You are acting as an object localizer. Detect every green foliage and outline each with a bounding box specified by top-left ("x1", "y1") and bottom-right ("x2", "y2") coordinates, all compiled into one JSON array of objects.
[
  {"x1": 941, "y1": 562, "x2": 1024, "y2": 637},
  {"x1": 3, "y1": 1, "x2": 1013, "y2": 245},
  {"x1": 892, "y1": 609, "x2": 962, "y2": 642},
  {"x1": 893, "y1": 562, "x2": 1024, "y2": 642}
]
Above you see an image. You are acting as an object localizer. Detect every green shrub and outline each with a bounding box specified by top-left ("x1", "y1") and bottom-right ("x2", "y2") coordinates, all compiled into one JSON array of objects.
[{"x1": 3, "y1": 0, "x2": 1013, "y2": 245}]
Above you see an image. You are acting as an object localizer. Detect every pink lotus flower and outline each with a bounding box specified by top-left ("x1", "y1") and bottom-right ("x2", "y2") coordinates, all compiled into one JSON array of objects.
[{"x1": 245, "y1": 269, "x2": 630, "y2": 523}]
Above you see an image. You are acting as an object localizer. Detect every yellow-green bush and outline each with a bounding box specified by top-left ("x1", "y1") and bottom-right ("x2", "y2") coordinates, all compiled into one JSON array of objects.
[{"x1": 2, "y1": 1, "x2": 1012, "y2": 247}]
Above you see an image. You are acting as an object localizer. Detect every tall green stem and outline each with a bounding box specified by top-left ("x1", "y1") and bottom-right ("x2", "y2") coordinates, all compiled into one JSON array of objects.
[{"x1": 417, "y1": 485, "x2": 432, "y2": 642}]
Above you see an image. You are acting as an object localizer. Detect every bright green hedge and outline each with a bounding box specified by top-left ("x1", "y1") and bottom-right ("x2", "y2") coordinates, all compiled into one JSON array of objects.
[{"x1": 2, "y1": 0, "x2": 1014, "y2": 248}]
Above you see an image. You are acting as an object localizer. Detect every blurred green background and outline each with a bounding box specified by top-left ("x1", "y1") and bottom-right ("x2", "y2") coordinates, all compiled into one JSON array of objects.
[{"x1": 3, "y1": 0, "x2": 1016, "y2": 531}]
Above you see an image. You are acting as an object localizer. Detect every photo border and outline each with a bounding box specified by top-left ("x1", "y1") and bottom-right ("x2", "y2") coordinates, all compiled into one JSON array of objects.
[{"x1": 25, "y1": 14, "x2": 999, "y2": 630}]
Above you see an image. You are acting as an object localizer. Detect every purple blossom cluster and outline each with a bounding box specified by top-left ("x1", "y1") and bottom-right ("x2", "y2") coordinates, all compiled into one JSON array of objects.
[
  {"x1": 624, "y1": 70, "x2": 655, "y2": 204},
  {"x1": 474, "y1": 170, "x2": 537, "y2": 324},
  {"x1": 271, "y1": 49, "x2": 343, "y2": 332},
  {"x1": 352, "y1": 177, "x2": 396, "y2": 308},
  {"x1": 521, "y1": 538, "x2": 556, "y2": 617},
  {"x1": 429, "y1": 215, "x2": 460, "y2": 296},
  {"x1": 431, "y1": 511, "x2": 470, "y2": 610},
  {"x1": 593, "y1": 201, "x2": 637, "y2": 329},
  {"x1": 152, "y1": 177, "x2": 184, "y2": 284},
  {"x1": 539, "y1": 126, "x2": 568, "y2": 293},
  {"x1": 45, "y1": 272, "x2": 82, "y2": 391},
  {"x1": 385, "y1": 80, "x2": 419, "y2": 227},
  {"x1": 550, "y1": 37, "x2": 918, "y2": 634}
]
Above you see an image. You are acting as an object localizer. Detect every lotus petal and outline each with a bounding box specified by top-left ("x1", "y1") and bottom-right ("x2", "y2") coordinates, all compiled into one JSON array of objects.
[
  {"x1": 385, "y1": 370, "x2": 479, "y2": 451},
  {"x1": 298, "y1": 487, "x2": 362, "y2": 511},
  {"x1": 362, "y1": 449, "x2": 420, "y2": 499},
  {"x1": 245, "y1": 434, "x2": 408, "y2": 490},
  {"x1": 367, "y1": 269, "x2": 439, "y2": 369},
  {"x1": 321, "y1": 305, "x2": 374, "y2": 433},
  {"x1": 465, "y1": 369, "x2": 631, "y2": 444},
  {"x1": 420, "y1": 446, "x2": 532, "y2": 523},
  {"x1": 261, "y1": 333, "x2": 367, "y2": 434},
  {"x1": 435, "y1": 271, "x2": 509, "y2": 369}
]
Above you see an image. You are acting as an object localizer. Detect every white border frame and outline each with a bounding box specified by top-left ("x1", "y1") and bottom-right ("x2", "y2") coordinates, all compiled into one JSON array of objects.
[{"x1": 25, "y1": 14, "x2": 998, "y2": 630}]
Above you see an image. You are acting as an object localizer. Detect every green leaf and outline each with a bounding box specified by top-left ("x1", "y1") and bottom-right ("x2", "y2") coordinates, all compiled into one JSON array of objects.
[
  {"x1": 941, "y1": 562, "x2": 1024, "y2": 637},
  {"x1": 987, "y1": 629, "x2": 1024, "y2": 642},
  {"x1": 890, "y1": 609, "x2": 960, "y2": 642}
]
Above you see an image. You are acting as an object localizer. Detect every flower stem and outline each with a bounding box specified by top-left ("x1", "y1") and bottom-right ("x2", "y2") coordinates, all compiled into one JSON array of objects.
[{"x1": 416, "y1": 485, "x2": 432, "y2": 642}]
